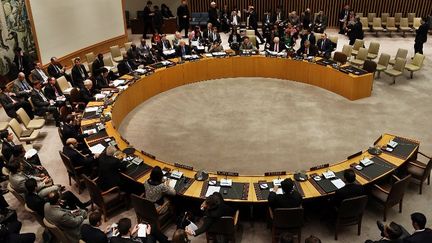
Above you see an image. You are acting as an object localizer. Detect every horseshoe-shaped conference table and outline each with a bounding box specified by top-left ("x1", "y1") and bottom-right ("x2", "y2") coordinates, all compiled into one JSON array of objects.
[{"x1": 81, "y1": 56, "x2": 419, "y2": 203}]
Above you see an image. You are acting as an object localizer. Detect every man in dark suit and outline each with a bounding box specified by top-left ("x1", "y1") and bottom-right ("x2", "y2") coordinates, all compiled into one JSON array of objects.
[
  {"x1": 177, "y1": 0, "x2": 190, "y2": 38},
  {"x1": 246, "y1": 6, "x2": 264, "y2": 43},
  {"x1": 60, "y1": 115, "x2": 89, "y2": 145},
  {"x1": 80, "y1": 212, "x2": 108, "y2": 243},
  {"x1": 338, "y1": 4, "x2": 350, "y2": 34},
  {"x1": 94, "y1": 68, "x2": 110, "y2": 90},
  {"x1": 71, "y1": 57, "x2": 88, "y2": 88},
  {"x1": 44, "y1": 77, "x2": 64, "y2": 101},
  {"x1": 0, "y1": 85, "x2": 33, "y2": 119},
  {"x1": 317, "y1": 33, "x2": 334, "y2": 59},
  {"x1": 142, "y1": 1, "x2": 155, "y2": 38},
  {"x1": 12, "y1": 72, "x2": 32, "y2": 98},
  {"x1": 365, "y1": 222, "x2": 405, "y2": 243},
  {"x1": 175, "y1": 41, "x2": 191, "y2": 57},
  {"x1": 404, "y1": 212, "x2": 432, "y2": 243},
  {"x1": 79, "y1": 80, "x2": 96, "y2": 104},
  {"x1": 152, "y1": 5, "x2": 164, "y2": 34},
  {"x1": 92, "y1": 53, "x2": 105, "y2": 77},
  {"x1": 268, "y1": 178, "x2": 302, "y2": 210},
  {"x1": 300, "y1": 28, "x2": 316, "y2": 47},
  {"x1": 333, "y1": 169, "x2": 364, "y2": 207},
  {"x1": 13, "y1": 47, "x2": 32, "y2": 78},
  {"x1": 24, "y1": 178, "x2": 46, "y2": 217},
  {"x1": 272, "y1": 6, "x2": 285, "y2": 25},
  {"x1": 313, "y1": 10, "x2": 328, "y2": 33},
  {"x1": 30, "y1": 80, "x2": 60, "y2": 125},
  {"x1": 347, "y1": 17, "x2": 364, "y2": 45},
  {"x1": 296, "y1": 40, "x2": 318, "y2": 57},
  {"x1": 267, "y1": 37, "x2": 286, "y2": 53},
  {"x1": 47, "y1": 57, "x2": 70, "y2": 80},
  {"x1": 414, "y1": 17, "x2": 428, "y2": 55},
  {"x1": 30, "y1": 62, "x2": 49, "y2": 84},
  {"x1": 97, "y1": 146, "x2": 126, "y2": 192},
  {"x1": 208, "y1": 26, "x2": 221, "y2": 44},
  {"x1": 202, "y1": 23, "x2": 213, "y2": 46},
  {"x1": 0, "y1": 131, "x2": 24, "y2": 162},
  {"x1": 208, "y1": 2, "x2": 220, "y2": 29},
  {"x1": 117, "y1": 53, "x2": 135, "y2": 76},
  {"x1": 63, "y1": 138, "x2": 97, "y2": 174}
]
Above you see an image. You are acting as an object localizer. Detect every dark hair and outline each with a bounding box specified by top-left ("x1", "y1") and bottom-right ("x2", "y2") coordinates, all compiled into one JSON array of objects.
[
  {"x1": 25, "y1": 178, "x2": 38, "y2": 193},
  {"x1": 147, "y1": 1, "x2": 152, "y2": 5},
  {"x1": 172, "y1": 229, "x2": 189, "y2": 243},
  {"x1": 344, "y1": 169, "x2": 356, "y2": 183},
  {"x1": 305, "y1": 235, "x2": 322, "y2": 243},
  {"x1": 154, "y1": 5, "x2": 159, "y2": 10},
  {"x1": 89, "y1": 211, "x2": 102, "y2": 226},
  {"x1": 101, "y1": 67, "x2": 109, "y2": 74},
  {"x1": 281, "y1": 178, "x2": 294, "y2": 194},
  {"x1": 50, "y1": 57, "x2": 56, "y2": 62},
  {"x1": 386, "y1": 222, "x2": 403, "y2": 240},
  {"x1": 6, "y1": 159, "x2": 20, "y2": 174},
  {"x1": 149, "y1": 166, "x2": 163, "y2": 184},
  {"x1": 47, "y1": 191, "x2": 60, "y2": 205},
  {"x1": 205, "y1": 194, "x2": 220, "y2": 209},
  {"x1": 97, "y1": 53, "x2": 103, "y2": 59},
  {"x1": 0, "y1": 130, "x2": 8, "y2": 140},
  {"x1": 279, "y1": 232, "x2": 294, "y2": 243},
  {"x1": 14, "y1": 47, "x2": 22, "y2": 53},
  {"x1": 411, "y1": 212, "x2": 427, "y2": 229},
  {"x1": 117, "y1": 218, "x2": 132, "y2": 236}
]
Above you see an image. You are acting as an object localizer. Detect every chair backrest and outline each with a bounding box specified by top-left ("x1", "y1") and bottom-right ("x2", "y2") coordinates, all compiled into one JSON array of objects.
[
  {"x1": 25, "y1": 203, "x2": 45, "y2": 226},
  {"x1": 124, "y1": 42, "x2": 133, "y2": 51},
  {"x1": 393, "y1": 57, "x2": 407, "y2": 72},
  {"x1": 130, "y1": 194, "x2": 159, "y2": 226},
  {"x1": 395, "y1": 48, "x2": 408, "y2": 60},
  {"x1": 386, "y1": 17, "x2": 396, "y2": 28},
  {"x1": 333, "y1": 52, "x2": 347, "y2": 64},
  {"x1": 422, "y1": 159, "x2": 432, "y2": 181},
  {"x1": 356, "y1": 13, "x2": 363, "y2": 17},
  {"x1": 411, "y1": 53, "x2": 425, "y2": 67},
  {"x1": 378, "y1": 53, "x2": 391, "y2": 67},
  {"x1": 387, "y1": 175, "x2": 411, "y2": 206},
  {"x1": 413, "y1": 18, "x2": 422, "y2": 28},
  {"x1": 83, "y1": 175, "x2": 106, "y2": 208},
  {"x1": 352, "y1": 39, "x2": 364, "y2": 51},
  {"x1": 16, "y1": 108, "x2": 31, "y2": 127},
  {"x1": 110, "y1": 45, "x2": 122, "y2": 58},
  {"x1": 368, "y1": 42, "x2": 380, "y2": 55},
  {"x1": 360, "y1": 17, "x2": 368, "y2": 27},
  {"x1": 206, "y1": 216, "x2": 236, "y2": 235},
  {"x1": 328, "y1": 36, "x2": 338, "y2": 48},
  {"x1": 273, "y1": 207, "x2": 304, "y2": 229},
  {"x1": 246, "y1": 29, "x2": 255, "y2": 36},
  {"x1": 407, "y1": 13, "x2": 415, "y2": 22},
  {"x1": 103, "y1": 55, "x2": 115, "y2": 67},
  {"x1": 43, "y1": 218, "x2": 70, "y2": 243},
  {"x1": 381, "y1": 13, "x2": 389, "y2": 23},
  {"x1": 373, "y1": 17, "x2": 382, "y2": 27},
  {"x1": 400, "y1": 18, "x2": 409, "y2": 27},
  {"x1": 7, "y1": 182, "x2": 25, "y2": 204},
  {"x1": 85, "y1": 52, "x2": 95, "y2": 64},
  {"x1": 8, "y1": 118, "x2": 23, "y2": 138},
  {"x1": 394, "y1": 13, "x2": 402, "y2": 23},
  {"x1": 342, "y1": 45, "x2": 352, "y2": 57},
  {"x1": 57, "y1": 76, "x2": 71, "y2": 92},
  {"x1": 247, "y1": 35, "x2": 257, "y2": 48},
  {"x1": 337, "y1": 195, "x2": 368, "y2": 225},
  {"x1": 59, "y1": 151, "x2": 77, "y2": 175},
  {"x1": 363, "y1": 60, "x2": 377, "y2": 73},
  {"x1": 367, "y1": 13, "x2": 376, "y2": 22},
  {"x1": 356, "y1": 48, "x2": 368, "y2": 60}
]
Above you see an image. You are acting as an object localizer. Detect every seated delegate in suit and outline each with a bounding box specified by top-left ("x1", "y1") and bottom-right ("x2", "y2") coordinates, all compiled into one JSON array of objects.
[
  {"x1": 316, "y1": 33, "x2": 334, "y2": 59},
  {"x1": 30, "y1": 62, "x2": 49, "y2": 84},
  {"x1": 332, "y1": 169, "x2": 364, "y2": 207},
  {"x1": 12, "y1": 72, "x2": 32, "y2": 98},
  {"x1": 71, "y1": 57, "x2": 88, "y2": 88},
  {"x1": 138, "y1": 38, "x2": 157, "y2": 65},
  {"x1": 208, "y1": 26, "x2": 222, "y2": 47},
  {"x1": 175, "y1": 41, "x2": 191, "y2": 57},
  {"x1": 91, "y1": 53, "x2": 105, "y2": 77},
  {"x1": 80, "y1": 211, "x2": 108, "y2": 243},
  {"x1": 97, "y1": 146, "x2": 127, "y2": 192},
  {"x1": 60, "y1": 115, "x2": 89, "y2": 146},
  {"x1": 30, "y1": 80, "x2": 60, "y2": 125},
  {"x1": 117, "y1": 53, "x2": 135, "y2": 76},
  {"x1": 266, "y1": 37, "x2": 286, "y2": 53},
  {"x1": 202, "y1": 22, "x2": 213, "y2": 46},
  {"x1": 189, "y1": 27, "x2": 205, "y2": 54},
  {"x1": 63, "y1": 138, "x2": 97, "y2": 175},
  {"x1": 47, "y1": 57, "x2": 70, "y2": 80},
  {"x1": 228, "y1": 26, "x2": 241, "y2": 51},
  {"x1": 144, "y1": 166, "x2": 176, "y2": 212},
  {"x1": 94, "y1": 68, "x2": 111, "y2": 90},
  {"x1": 155, "y1": 34, "x2": 176, "y2": 59},
  {"x1": 0, "y1": 85, "x2": 34, "y2": 119},
  {"x1": 268, "y1": 178, "x2": 302, "y2": 210},
  {"x1": 44, "y1": 77, "x2": 65, "y2": 101},
  {"x1": 239, "y1": 36, "x2": 257, "y2": 52},
  {"x1": 404, "y1": 212, "x2": 432, "y2": 243},
  {"x1": 208, "y1": 41, "x2": 224, "y2": 53},
  {"x1": 109, "y1": 218, "x2": 155, "y2": 243},
  {"x1": 79, "y1": 79, "x2": 96, "y2": 104},
  {"x1": 185, "y1": 192, "x2": 234, "y2": 237},
  {"x1": 44, "y1": 191, "x2": 87, "y2": 243},
  {"x1": 7, "y1": 159, "x2": 60, "y2": 198},
  {"x1": 127, "y1": 44, "x2": 144, "y2": 67},
  {"x1": 0, "y1": 131, "x2": 26, "y2": 162},
  {"x1": 313, "y1": 10, "x2": 328, "y2": 33},
  {"x1": 296, "y1": 40, "x2": 318, "y2": 57}
]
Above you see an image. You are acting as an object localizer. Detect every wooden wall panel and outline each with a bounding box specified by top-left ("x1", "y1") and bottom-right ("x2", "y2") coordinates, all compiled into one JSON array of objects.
[{"x1": 189, "y1": 0, "x2": 432, "y2": 27}]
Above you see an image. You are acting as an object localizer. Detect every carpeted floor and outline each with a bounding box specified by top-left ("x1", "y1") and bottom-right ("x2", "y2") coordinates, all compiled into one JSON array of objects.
[{"x1": 1, "y1": 27, "x2": 431, "y2": 243}]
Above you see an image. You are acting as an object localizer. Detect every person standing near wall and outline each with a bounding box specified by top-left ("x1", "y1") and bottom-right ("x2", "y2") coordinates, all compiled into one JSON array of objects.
[
  {"x1": 177, "y1": 0, "x2": 190, "y2": 38},
  {"x1": 143, "y1": 1, "x2": 155, "y2": 39}
]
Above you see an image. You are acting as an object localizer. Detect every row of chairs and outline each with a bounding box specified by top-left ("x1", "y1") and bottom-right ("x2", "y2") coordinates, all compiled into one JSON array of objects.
[{"x1": 360, "y1": 16, "x2": 423, "y2": 37}]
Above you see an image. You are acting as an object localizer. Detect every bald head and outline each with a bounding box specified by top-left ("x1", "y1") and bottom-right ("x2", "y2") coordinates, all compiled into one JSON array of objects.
[{"x1": 66, "y1": 138, "x2": 78, "y2": 146}]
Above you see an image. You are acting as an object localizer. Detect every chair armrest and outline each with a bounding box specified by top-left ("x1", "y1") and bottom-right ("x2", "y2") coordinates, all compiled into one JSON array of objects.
[
  {"x1": 101, "y1": 186, "x2": 120, "y2": 196},
  {"x1": 408, "y1": 161, "x2": 426, "y2": 169},
  {"x1": 374, "y1": 184, "x2": 390, "y2": 194},
  {"x1": 392, "y1": 174, "x2": 401, "y2": 181},
  {"x1": 268, "y1": 207, "x2": 274, "y2": 220},
  {"x1": 233, "y1": 210, "x2": 239, "y2": 226},
  {"x1": 74, "y1": 166, "x2": 85, "y2": 173},
  {"x1": 418, "y1": 151, "x2": 431, "y2": 159}
]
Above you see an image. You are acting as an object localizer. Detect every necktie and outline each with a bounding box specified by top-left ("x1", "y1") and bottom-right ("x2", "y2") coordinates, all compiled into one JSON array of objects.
[
  {"x1": 53, "y1": 85, "x2": 59, "y2": 97},
  {"x1": 55, "y1": 64, "x2": 61, "y2": 74},
  {"x1": 321, "y1": 41, "x2": 325, "y2": 50},
  {"x1": 126, "y1": 61, "x2": 132, "y2": 72},
  {"x1": 21, "y1": 81, "x2": 29, "y2": 90},
  {"x1": 79, "y1": 66, "x2": 85, "y2": 78},
  {"x1": 274, "y1": 44, "x2": 278, "y2": 52},
  {"x1": 38, "y1": 69, "x2": 48, "y2": 81},
  {"x1": 39, "y1": 90, "x2": 48, "y2": 102},
  {"x1": 18, "y1": 57, "x2": 23, "y2": 70},
  {"x1": 182, "y1": 47, "x2": 185, "y2": 56}
]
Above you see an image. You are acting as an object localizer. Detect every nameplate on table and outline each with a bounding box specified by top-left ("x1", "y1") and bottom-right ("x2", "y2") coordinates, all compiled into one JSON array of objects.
[
  {"x1": 119, "y1": 136, "x2": 130, "y2": 145},
  {"x1": 347, "y1": 151, "x2": 363, "y2": 160},
  {"x1": 310, "y1": 163, "x2": 329, "y2": 171},
  {"x1": 141, "y1": 150, "x2": 156, "y2": 159},
  {"x1": 373, "y1": 135, "x2": 383, "y2": 145},
  {"x1": 174, "y1": 163, "x2": 193, "y2": 171},
  {"x1": 264, "y1": 171, "x2": 286, "y2": 176},
  {"x1": 217, "y1": 171, "x2": 239, "y2": 176}
]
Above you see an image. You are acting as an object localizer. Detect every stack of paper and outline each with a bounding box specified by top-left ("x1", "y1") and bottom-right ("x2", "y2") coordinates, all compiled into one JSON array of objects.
[
  {"x1": 270, "y1": 188, "x2": 283, "y2": 194},
  {"x1": 137, "y1": 224, "x2": 147, "y2": 237},
  {"x1": 220, "y1": 178, "x2": 232, "y2": 187},
  {"x1": 273, "y1": 179, "x2": 283, "y2": 186},
  {"x1": 84, "y1": 107, "x2": 99, "y2": 113},
  {"x1": 323, "y1": 170, "x2": 336, "y2": 179},
  {"x1": 205, "y1": 186, "x2": 221, "y2": 197},
  {"x1": 113, "y1": 80, "x2": 125, "y2": 87},
  {"x1": 89, "y1": 144, "x2": 105, "y2": 154},
  {"x1": 331, "y1": 178, "x2": 346, "y2": 189}
]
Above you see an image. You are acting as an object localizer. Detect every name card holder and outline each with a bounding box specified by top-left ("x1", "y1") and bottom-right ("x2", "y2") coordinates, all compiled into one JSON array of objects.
[
  {"x1": 216, "y1": 171, "x2": 239, "y2": 177},
  {"x1": 174, "y1": 163, "x2": 193, "y2": 171},
  {"x1": 264, "y1": 171, "x2": 287, "y2": 176},
  {"x1": 347, "y1": 151, "x2": 363, "y2": 160},
  {"x1": 141, "y1": 150, "x2": 156, "y2": 160},
  {"x1": 374, "y1": 135, "x2": 383, "y2": 145},
  {"x1": 309, "y1": 164, "x2": 329, "y2": 171}
]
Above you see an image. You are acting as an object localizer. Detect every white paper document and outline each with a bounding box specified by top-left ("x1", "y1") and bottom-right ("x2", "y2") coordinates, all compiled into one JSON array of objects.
[
  {"x1": 163, "y1": 50, "x2": 175, "y2": 55},
  {"x1": 270, "y1": 188, "x2": 283, "y2": 194},
  {"x1": 168, "y1": 179, "x2": 177, "y2": 188},
  {"x1": 83, "y1": 128, "x2": 96, "y2": 135},
  {"x1": 137, "y1": 224, "x2": 147, "y2": 237},
  {"x1": 113, "y1": 79, "x2": 125, "y2": 87},
  {"x1": 84, "y1": 106, "x2": 99, "y2": 112},
  {"x1": 95, "y1": 94, "x2": 106, "y2": 100},
  {"x1": 331, "y1": 179, "x2": 346, "y2": 189},
  {"x1": 186, "y1": 221, "x2": 198, "y2": 231},
  {"x1": 205, "y1": 186, "x2": 221, "y2": 197},
  {"x1": 89, "y1": 144, "x2": 105, "y2": 154},
  {"x1": 273, "y1": 179, "x2": 283, "y2": 186}
]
